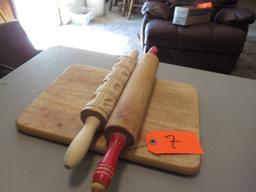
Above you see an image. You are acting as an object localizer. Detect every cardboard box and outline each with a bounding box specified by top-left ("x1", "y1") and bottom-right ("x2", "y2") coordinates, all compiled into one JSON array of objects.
[{"x1": 172, "y1": 6, "x2": 212, "y2": 26}]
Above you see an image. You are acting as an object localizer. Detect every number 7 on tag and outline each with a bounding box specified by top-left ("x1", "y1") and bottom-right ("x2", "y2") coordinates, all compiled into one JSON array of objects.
[{"x1": 146, "y1": 130, "x2": 203, "y2": 155}]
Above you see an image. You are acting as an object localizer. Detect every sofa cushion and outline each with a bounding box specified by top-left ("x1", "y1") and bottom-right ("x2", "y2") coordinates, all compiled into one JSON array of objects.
[
  {"x1": 167, "y1": 0, "x2": 238, "y2": 6},
  {"x1": 142, "y1": 1, "x2": 172, "y2": 20},
  {"x1": 214, "y1": 7, "x2": 256, "y2": 25},
  {"x1": 211, "y1": 0, "x2": 238, "y2": 7},
  {"x1": 144, "y1": 19, "x2": 246, "y2": 54}
]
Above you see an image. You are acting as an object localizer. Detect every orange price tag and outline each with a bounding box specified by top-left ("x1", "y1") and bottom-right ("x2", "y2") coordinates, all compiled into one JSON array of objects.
[
  {"x1": 146, "y1": 131, "x2": 203, "y2": 155},
  {"x1": 196, "y1": 2, "x2": 213, "y2": 9}
]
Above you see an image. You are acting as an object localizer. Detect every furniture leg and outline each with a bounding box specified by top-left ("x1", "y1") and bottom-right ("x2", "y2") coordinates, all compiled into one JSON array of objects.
[
  {"x1": 127, "y1": 0, "x2": 134, "y2": 19},
  {"x1": 121, "y1": 0, "x2": 126, "y2": 16},
  {"x1": 109, "y1": 0, "x2": 114, "y2": 11}
]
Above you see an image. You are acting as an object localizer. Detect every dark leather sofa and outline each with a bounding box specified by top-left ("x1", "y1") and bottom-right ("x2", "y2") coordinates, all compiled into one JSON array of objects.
[{"x1": 141, "y1": 0, "x2": 255, "y2": 73}]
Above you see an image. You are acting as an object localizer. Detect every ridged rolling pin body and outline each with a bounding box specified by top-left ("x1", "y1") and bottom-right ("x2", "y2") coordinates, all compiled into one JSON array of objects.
[
  {"x1": 92, "y1": 47, "x2": 159, "y2": 192},
  {"x1": 64, "y1": 49, "x2": 139, "y2": 169}
]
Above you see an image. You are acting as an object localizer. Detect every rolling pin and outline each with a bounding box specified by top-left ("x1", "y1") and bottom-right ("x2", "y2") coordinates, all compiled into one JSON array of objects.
[
  {"x1": 91, "y1": 47, "x2": 159, "y2": 192},
  {"x1": 64, "y1": 49, "x2": 139, "y2": 169}
]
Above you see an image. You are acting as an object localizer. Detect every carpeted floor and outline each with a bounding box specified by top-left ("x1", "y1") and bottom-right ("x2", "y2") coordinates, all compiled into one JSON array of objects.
[
  {"x1": 231, "y1": 39, "x2": 256, "y2": 79},
  {"x1": 52, "y1": 8, "x2": 143, "y2": 55}
]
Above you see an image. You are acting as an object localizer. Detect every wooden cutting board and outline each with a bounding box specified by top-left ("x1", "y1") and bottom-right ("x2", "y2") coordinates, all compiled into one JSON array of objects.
[{"x1": 16, "y1": 64, "x2": 201, "y2": 175}]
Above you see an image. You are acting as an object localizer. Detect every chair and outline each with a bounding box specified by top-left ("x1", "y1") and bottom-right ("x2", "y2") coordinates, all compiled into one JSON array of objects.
[
  {"x1": 109, "y1": 0, "x2": 144, "y2": 19},
  {"x1": 141, "y1": 0, "x2": 255, "y2": 73},
  {"x1": 127, "y1": 0, "x2": 144, "y2": 19},
  {"x1": 0, "y1": 20, "x2": 39, "y2": 78},
  {"x1": 109, "y1": 0, "x2": 128, "y2": 16}
]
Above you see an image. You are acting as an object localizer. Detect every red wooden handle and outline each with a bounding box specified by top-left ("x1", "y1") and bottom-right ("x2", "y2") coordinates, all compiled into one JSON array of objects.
[
  {"x1": 92, "y1": 133, "x2": 126, "y2": 192},
  {"x1": 148, "y1": 46, "x2": 158, "y2": 56}
]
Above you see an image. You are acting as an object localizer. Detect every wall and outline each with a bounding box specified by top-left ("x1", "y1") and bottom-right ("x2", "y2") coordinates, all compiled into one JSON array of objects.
[{"x1": 0, "y1": 0, "x2": 15, "y2": 22}]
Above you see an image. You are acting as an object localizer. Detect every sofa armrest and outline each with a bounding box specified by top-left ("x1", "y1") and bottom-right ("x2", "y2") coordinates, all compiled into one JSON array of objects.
[
  {"x1": 214, "y1": 6, "x2": 255, "y2": 25},
  {"x1": 140, "y1": 12, "x2": 160, "y2": 47},
  {"x1": 141, "y1": 1, "x2": 172, "y2": 20}
]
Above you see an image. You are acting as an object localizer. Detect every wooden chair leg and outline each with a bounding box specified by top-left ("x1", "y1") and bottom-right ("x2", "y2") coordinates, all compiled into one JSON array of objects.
[
  {"x1": 128, "y1": 0, "x2": 134, "y2": 19},
  {"x1": 114, "y1": 0, "x2": 118, "y2": 6},
  {"x1": 121, "y1": 0, "x2": 127, "y2": 16},
  {"x1": 109, "y1": 0, "x2": 114, "y2": 11}
]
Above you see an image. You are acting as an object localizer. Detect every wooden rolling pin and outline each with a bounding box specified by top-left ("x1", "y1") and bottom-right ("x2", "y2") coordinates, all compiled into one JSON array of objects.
[
  {"x1": 92, "y1": 47, "x2": 159, "y2": 192},
  {"x1": 64, "y1": 49, "x2": 139, "y2": 169}
]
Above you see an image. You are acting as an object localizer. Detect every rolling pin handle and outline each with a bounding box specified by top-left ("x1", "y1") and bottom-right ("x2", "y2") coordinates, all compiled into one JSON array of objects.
[
  {"x1": 148, "y1": 46, "x2": 158, "y2": 56},
  {"x1": 128, "y1": 49, "x2": 139, "y2": 60},
  {"x1": 64, "y1": 116, "x2": 101, "y2": 169},
  {"x1": 92, "y1": 133, "x2": 126, "y2": 192}
]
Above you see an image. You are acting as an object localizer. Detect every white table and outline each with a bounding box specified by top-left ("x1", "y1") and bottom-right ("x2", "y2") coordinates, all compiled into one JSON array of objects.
[{"x1": 0, "y1": 46, "x2": 255, "y2": 192}]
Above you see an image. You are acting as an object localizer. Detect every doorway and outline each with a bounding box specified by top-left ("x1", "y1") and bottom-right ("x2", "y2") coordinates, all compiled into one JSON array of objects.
[{"x1": 12, "y1": 0, "x2": 61, "y2": 49}]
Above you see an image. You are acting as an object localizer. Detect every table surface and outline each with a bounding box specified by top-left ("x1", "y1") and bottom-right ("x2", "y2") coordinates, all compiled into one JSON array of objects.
[{"x1": 0, "y1": 46, "x2": 255, "y2": 192}]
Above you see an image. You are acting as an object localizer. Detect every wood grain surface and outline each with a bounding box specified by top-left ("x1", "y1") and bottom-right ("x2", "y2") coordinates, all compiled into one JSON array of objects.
[
  {"x1": 16, "y1": 64, "x2": 201, "y2": 175},
  {"x1": 80, "y1": 50, "x2": 138, "y2": 128}
]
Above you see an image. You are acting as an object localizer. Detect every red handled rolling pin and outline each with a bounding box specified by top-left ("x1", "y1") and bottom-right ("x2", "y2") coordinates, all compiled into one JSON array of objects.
[
  {"x1": 64, "y1": 49, "x2": 139, "y2": 169},
  {"x1": 91, "y1": 47, "x2": 159, "y2": 192}
]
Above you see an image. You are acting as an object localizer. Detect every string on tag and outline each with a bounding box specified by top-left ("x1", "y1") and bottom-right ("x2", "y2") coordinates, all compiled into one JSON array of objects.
[{"x1": 122, "y1": 142, "x2": 149, "y2": 152}]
